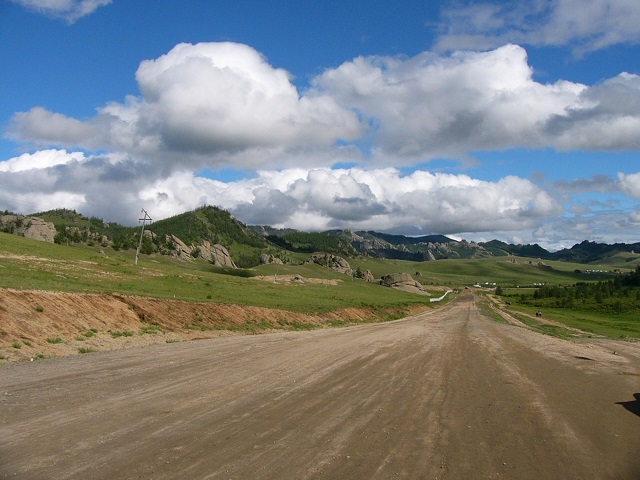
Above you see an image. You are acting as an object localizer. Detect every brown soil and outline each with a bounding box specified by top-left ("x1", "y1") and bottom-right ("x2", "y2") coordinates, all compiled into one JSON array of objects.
[
  {"x1": 1, "y1": 292, "x2": 639, "y2": 479},
  {"x1": 0, "y1": 288, "x2": 427, "y2": 363}
]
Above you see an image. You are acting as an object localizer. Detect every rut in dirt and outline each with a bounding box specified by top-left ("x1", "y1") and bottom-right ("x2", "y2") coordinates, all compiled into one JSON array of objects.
[{"x1": 1, "y1": 292, "x2": 639, "y2": 480}]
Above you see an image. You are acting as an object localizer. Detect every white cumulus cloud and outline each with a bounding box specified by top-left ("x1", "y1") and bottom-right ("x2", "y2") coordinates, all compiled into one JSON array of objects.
[
  {"x1": 8, "y1": 42, "x2": 363, "y2": 171},
  {"x1": 3, "y1": 41, "x2": 640, "y2": 247},
  {"x1": 313, "y1": 44, "x2": 588, "y2": 159},
  {"x1": 0, "y1": 149, "x2": 84, "y2": 172},
  {"x1": 8, "y1": 43, "x2": 640, "y2": 171},
  {"x1": 136, "y1": 167, "x2": 561, "y2": 235}
]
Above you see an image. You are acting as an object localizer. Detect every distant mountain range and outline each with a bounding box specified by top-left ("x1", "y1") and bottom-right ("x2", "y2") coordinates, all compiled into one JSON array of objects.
[{"x1": 2, "y1": 206, "x2": 639, "y2": 266}]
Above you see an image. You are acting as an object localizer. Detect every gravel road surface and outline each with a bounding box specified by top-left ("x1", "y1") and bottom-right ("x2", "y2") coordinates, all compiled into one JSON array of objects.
[{"x1": 1, "y1": 292, "x2": 639, "y2": 479}]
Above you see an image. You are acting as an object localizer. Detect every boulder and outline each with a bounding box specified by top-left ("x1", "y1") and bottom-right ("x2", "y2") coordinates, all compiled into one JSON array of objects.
[
  {"x1": 361, "y1": 269, "x2": 374, "y2": 282},
  {"x1": 380, "y1": 273, "x2": 424, "y2": 290},
  {"x1": 260, "y1": 254, "x2": 283, "y2": 265},
  {"x1": 307, "y1": 253, "x2": 352, "y2": 274}
]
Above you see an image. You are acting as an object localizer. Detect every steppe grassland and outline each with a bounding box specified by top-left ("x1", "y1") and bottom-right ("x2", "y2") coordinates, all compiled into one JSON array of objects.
[
  {"x1": 2, "y1": 232, "x2": 638, "y2": 339},
  {"x1": 0, "y1": 233, "x2": 431, "y2": 314}
]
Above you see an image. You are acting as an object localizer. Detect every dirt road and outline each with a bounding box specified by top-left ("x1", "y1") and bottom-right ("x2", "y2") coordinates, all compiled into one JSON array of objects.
[{"x1": 1, "y1": 292, "x2": 639, "y2": 479}]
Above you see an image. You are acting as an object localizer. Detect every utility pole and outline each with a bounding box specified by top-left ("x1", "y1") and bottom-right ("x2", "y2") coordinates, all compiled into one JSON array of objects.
[{"x1": 135, "y1": 208, "x2": 152, "y2": 266}]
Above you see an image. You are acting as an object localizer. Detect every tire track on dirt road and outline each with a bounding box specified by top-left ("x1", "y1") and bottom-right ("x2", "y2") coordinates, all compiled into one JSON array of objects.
[{"x1": 1, "y1": 292, "x2": 639, "y2": 479}]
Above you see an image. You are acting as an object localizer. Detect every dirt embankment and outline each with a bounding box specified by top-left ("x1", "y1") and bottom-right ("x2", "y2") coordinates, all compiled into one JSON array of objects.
[{"x1": 0, "y1": 288, "x2": 429, "y2": 363}]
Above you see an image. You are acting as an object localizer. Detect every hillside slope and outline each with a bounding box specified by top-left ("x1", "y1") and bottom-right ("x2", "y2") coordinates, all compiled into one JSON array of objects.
[{"x1": 2, "y1": 206, "x2": 639, "y2": 265}]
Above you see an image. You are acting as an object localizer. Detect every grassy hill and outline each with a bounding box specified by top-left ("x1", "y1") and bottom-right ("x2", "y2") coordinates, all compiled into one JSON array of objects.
[
  {"x1": 0, "y1": 232, "x2": 430, "y2": 313},
  {"x1": 23, "y1": 207, "x2": 640, "y2": 268},
  {"x1": 146, "y1": 206, "x2": 277, "y2": 267},
  {"x1": 34, "y1": 209, "x2": 135, "y2": 245}
]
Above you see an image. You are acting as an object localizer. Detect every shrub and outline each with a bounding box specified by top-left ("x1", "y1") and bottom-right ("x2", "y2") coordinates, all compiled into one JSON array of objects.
[
  {"x1": 140, "y1": 324, "x2": 163, "y2": 335},
  {"x1": 110, "y1": 330, "x2": 134, "y2": 338}
]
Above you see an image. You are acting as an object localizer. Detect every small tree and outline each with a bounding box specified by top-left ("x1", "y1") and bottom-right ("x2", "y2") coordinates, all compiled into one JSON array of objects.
[{"x1": 495, "y1": 285, "x2": 503, "y2": 295}]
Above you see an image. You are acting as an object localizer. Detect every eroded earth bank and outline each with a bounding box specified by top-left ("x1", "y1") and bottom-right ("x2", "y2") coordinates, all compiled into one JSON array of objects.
[{"x1": 0, "y1": 287, "x2": 425, "y2": 363}]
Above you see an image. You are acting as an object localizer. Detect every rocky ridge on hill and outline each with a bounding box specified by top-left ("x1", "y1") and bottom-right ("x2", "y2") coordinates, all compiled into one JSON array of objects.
[{"x1": 3, "y1": 207, "x2": 639, "y2": 266}]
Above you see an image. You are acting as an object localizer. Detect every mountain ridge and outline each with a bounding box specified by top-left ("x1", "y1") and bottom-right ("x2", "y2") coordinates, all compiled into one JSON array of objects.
[{"x1": 2, "y1": 207, "x2": 639, "y2": 266}]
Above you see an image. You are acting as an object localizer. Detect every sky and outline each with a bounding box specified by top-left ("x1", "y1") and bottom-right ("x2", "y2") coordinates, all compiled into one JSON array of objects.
[{"x1": 0, "y1": 0, "x2": 639, "y2": 250}]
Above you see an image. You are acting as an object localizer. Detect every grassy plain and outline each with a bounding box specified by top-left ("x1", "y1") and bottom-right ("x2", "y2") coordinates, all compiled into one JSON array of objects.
[
  {"x1": 498, "y1": 297, "x2": 640, "y2": 339},
  {"x1": 0, "y1": 233, "x2": 429, "y2": 314},
  {"x1": 350, "y1": 255, "x2": 626, "y2": 287},
  {"x1": 2, "y1": 232, "x2": 638, "y2": 339}
]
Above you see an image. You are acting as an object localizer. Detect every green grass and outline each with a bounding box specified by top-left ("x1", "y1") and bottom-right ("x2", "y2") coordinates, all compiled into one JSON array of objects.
[
  {"x1": 140, "y1": 324, "x2": 164, "y2": 335},
  {"x1": 509, "y1": 312, "x2": 574, "y2": 340},
  {"x1": 0, "y1": 232, "x2": 433, "y2": 314},
  {"x1": 46, "y1": 337, "x2": 63, "y2": 344},
  {"x1": 2, "y1": 232, "x2": 638, "y2": 342},
  {"x1": 475, "y1": 296, "x2": 510, "y2": 325},
  {"x1": 110, "y1": 330, "x2": 134, "y2": 338},
  {"x1": 78, "y1": 347, "x2": 93, "y2": 354},
  {"x1": 496, "y1": 297, "x2": 640, "y2": 340},
  {"x1": 529, "y1": 309, "x2": 639, "y2": 339}
]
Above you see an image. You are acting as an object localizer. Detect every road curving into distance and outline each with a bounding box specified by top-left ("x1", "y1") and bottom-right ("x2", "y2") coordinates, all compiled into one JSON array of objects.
[{"x1": 1, "y1": 292, "x2": 639, "y2": 479}]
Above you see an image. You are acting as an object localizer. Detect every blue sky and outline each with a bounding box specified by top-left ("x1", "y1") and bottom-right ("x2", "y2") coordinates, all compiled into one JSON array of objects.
[{"x1": 1, "y1": 0, "x2": 639, "y2": 250}]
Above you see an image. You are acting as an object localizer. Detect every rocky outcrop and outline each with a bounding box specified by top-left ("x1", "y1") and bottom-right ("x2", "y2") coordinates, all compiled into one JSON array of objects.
[
  {"x1": 0, "y1": 215, "x2": 56, "y2": 243},
  {"x1": 23, "y1": 218, "x2": 57, "y2": 243},
  {"x1": 169, "y1": 235, "x2": 236, "y2": 268},
  {"x1": 260, "y1": 254, "x2": 283, "y2": 265},
  {"x1": 307, "y1": 253, "x2": 352, "y2": 274},
  {"x1": 380, "y1": 273, "x2": 425, "y2": 290},
  {"x1": 170, "y1": 235, "x2": 192, "y2": 259},
  {"x1": 200, "y1": 241, "x2": 236, "y2": 268}
]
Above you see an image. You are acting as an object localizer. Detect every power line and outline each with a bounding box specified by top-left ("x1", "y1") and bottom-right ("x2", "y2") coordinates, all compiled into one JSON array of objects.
[{"x1": 135, "y1": 208, "x2": 152, "y2": 266}]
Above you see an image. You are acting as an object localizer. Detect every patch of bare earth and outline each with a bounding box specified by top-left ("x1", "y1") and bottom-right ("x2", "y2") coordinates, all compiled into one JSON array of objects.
[
  {"x1": 252, "y1": 274, "x2": 340, "y2": 285},
  {"x1": 0, "y1": 288, "x2": 428, "y2": 363}
]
